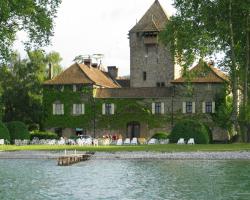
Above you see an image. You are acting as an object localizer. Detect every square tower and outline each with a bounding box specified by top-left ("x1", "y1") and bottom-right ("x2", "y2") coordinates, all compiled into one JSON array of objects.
[{"x1": 129, "y1": 0, "x2": 180, "y2": 87}]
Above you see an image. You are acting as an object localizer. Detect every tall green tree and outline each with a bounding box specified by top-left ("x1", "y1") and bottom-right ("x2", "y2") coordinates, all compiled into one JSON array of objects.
[
  {"x1": 161, "y1": 0, "x2": 250, "y2": 141},
  {"x1": 0, "y1": 0, "x2": 61, "y2": 62},
  {"x1": 0, "y1": 50, "x2": 62, "y2": 127}
]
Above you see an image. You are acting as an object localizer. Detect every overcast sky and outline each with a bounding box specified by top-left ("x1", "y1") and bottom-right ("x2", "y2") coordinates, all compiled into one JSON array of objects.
[{"x1": 15, "y1": 0, "x2": 175, "y2": 76}]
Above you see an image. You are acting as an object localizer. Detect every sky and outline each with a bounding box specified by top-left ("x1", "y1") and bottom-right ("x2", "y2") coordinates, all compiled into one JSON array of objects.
[{"x1": 15, "y1": 0, "x2": 175, "y2": 76}]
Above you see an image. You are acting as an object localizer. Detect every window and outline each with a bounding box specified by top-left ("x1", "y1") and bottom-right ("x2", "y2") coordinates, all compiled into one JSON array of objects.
[
  {"x1": 161, "y1": 82, "x2": 165, "y2": 87},
  {"x1": 102, "y1": 103, "x2": 114, "y2": 115},
  {"x1": 73, "y1": 85, "x2": 77, "y2": 92},
  {"x1": 55, "y1": 85, "x2": 64, "y2": 92},
  {"x1": 203, "y1": 101, "x2": 215, "y2": 113},
  {"x1": 155, "y1": 102, "x2": 161, "y2": 114},
  {"x1": 73, "y1": 104, "x2": 84, "y2": 115},
  {"x1": 186, "y1": 102, "x2": 193, "y2": 113},
  {"x1": 152, "y1": 102, "x2": 164, "y2": 114},
  {"x1": 205, "y1": 102, "x2": 212, "y2": 113},
  {"x1": 143, "y1": 71, "x2": 147, "y2": 81},
  {"x1": 53, "y1": 103, "x2": 64, "y2": 115},
  {"x1": 206, "y1": 84, "x2": 212, "y2": 91},
  {"x1": 157, "y1": 82, "x2": 165, "y2": 87}
]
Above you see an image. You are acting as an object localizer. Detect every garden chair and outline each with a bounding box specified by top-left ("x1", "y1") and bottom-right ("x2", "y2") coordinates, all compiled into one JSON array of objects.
[
  {"x1": 123, "y1": 138, "x2": 131, "y2": 145},
  {"x1": 131, "y1": 137, "x2": 138, "y2": 145},
  {"x1": 0, "y1": 139, "x2": 4, "y2": 145},
  {"x1": 148, "y1": 138, "x2": 157, "y2": 144},
  {"x1": 138, "y1": 138, "x2": 146, "y2": 144},
  {"x1": 177, "y1": 138, "x2": 185, "y2": 144},
  {"x1": 187, "y1": 138, "x2": 195, "y2": 145},
  {"x1": 58, "y1": 138, "x2": 66, "y2": 145},
  {"x1": 93, "y1": 139, "x2": 98, "y2": 146},
  {"x1": 159, "y1": 139, "x2": 169, "y2": 144},
  {"x1": 116, "y1": 138, "x2": 123, "y2": 145},
  {"x1": 85, "y1": 138, "x2": 92, "y2": 145}
]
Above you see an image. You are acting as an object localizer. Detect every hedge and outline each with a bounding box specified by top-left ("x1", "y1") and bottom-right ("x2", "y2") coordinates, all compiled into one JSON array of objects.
[
  {"x1": 0, "y1": 121, "x2": 10, "y2": 141},
  {"x1": 6, "y1": 121, "x2": 30, "y2": 142},
  {"x1": 30, "y1": 131, "x2": 58, "y2": 140},
  {"x1": 151, "y1": 132, "x2": 169, "y2": 139},
  {"x1": 169, "y1": 119, "x2": 210, "y2": 144}
]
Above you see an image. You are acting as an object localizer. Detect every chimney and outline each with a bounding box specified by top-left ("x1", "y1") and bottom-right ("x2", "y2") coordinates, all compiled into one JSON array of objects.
[
  {"x1": 84, "y1": 58, "x2": 92, "y2": 66},
  {"x1": 107, "y1": 66, "x2": 118, "y2": 79},
  {"x1": 49, "y1": 63, "x2": 53, "y2": 79}
]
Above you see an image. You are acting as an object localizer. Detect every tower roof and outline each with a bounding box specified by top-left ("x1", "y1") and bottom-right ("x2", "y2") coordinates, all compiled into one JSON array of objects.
[{"x1": 130, "y1": 0, "x2": 169, "y2": 33}]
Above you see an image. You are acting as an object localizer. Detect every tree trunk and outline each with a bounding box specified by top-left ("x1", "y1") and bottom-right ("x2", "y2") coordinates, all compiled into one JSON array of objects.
[{"x1": 229, "y1": 0, "x2": 240, "y2": 140}]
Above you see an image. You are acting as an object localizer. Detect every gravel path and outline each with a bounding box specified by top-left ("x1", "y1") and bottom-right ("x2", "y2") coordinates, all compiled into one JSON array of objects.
[{"x1": 1, "y1": 150, "x2": 250, "y2": 160}]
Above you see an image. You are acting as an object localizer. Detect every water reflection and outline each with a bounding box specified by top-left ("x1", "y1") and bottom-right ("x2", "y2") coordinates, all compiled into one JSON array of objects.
[{"x1": 0, "y1": 159, "x2": 250, "y2": 200}]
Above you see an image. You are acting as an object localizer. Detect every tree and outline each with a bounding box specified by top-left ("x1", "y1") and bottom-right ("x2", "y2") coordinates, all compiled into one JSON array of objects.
[
  {"x1": 161, "y1": 0, "x2": 250, "y2": 141},
  {"x1": 0, "y1": 50, "x2": 62, "y2": 127},
  {"x1": 0, "y1": 0, "x2": 61, "y2": 63}
]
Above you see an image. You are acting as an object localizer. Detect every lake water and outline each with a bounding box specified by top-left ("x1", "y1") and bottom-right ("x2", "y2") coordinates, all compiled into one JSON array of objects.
[{"x1": 0, "y1": 159, "x2": 250, "y2": 200}]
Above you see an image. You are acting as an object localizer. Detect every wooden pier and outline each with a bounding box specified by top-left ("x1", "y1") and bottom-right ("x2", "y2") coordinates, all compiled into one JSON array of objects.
[{"x1": 57, "y1": 151, "x2": 91, "y2": 166}]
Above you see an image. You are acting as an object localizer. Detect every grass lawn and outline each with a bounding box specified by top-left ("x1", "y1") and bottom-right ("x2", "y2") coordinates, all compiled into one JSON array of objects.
[{"x1": 1, "y1": 143, "x2": 250, "y2": 152}]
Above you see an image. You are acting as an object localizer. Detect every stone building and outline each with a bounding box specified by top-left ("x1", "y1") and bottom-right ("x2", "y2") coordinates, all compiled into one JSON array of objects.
[{"x1": 43, "y1": 0, "x2": 228, "y2": 141}]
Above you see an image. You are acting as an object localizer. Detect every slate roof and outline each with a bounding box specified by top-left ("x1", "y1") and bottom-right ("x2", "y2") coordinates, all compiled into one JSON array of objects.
[
  {"x1": 95, "y1": 87, "x2": 173, "y2": 98},
  {"x1": 44, "y1": 63, "x2": 120, "y2": 88},
  {"x1": 130, "y1": 0, "x2": 169, "y2": 33},
  {"x1": 171, "y1": 62, "x2": 229, "y2": 83}
]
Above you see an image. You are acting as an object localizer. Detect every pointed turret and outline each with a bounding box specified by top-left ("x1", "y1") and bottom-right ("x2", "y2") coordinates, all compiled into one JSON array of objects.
[{"x1": 130, "y1": 0, "x2": 169, "y2": 33}]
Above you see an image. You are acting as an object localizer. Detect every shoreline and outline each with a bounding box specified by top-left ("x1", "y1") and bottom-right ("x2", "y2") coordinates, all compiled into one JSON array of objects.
[{"x1": 1, "y1": 150, "x2": 250, "y2": 160}]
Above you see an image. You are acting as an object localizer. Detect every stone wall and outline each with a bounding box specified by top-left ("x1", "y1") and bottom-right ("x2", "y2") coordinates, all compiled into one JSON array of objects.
[{"x1": 130, "y1": 32, "x2": 179, "y2": 87}]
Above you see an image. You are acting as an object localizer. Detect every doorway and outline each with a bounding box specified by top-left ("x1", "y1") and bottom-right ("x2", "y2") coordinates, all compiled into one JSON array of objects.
[{"x1": 127, "y1": 122, "x2": 140, "y2": 138}]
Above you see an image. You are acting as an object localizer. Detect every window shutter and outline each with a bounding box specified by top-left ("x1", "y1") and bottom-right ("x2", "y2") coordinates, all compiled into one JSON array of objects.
[
  {"x1": 111, "y1": 104, "x2": 115, "y2": 115},
  {"x1": 81, "y1": 104, "x2": 85, "y2": 114},
  {"x1": 161, "y1": 102, "x2": 164, "y2": 114},
  {"x1": 102, "y1": 104, "x2": 105, "y2": 115},
  {"x1": 182, "y1": 102, "x2": 186, "y2": 113},
  {"x1": 53, "y1": 104, "x2": 56, "y2": 115},
  {"x1": 152, "y1": 103, "x2": 155, "y2": 114},
  {"x1": 212, "y1": 102, "x2": 215, "y2": 113},
  {"x1": 202, "y1": 102, "x2": 206, "y2": 113},
  {"x1": 61, "y1": 104, "x2": 64, "y2": 115},
  {"x1": 73, "y1": 85, "x2": 76, "y2": 92},
  {"x1": 73, "y1": 104, "x2": 76, "y2": 115},
  {"x1": 192, "y1": 102, "x2": 196, "y2": 113}
]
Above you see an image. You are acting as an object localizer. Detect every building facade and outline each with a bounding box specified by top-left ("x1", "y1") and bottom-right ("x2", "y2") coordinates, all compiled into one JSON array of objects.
[{"x1": 43, "y1": 0, "x2": 228, "y2": 141}]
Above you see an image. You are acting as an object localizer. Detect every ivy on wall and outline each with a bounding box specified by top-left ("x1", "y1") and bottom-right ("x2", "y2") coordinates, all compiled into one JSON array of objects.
[{"x1": 43, "y1": 86, "x2": 170, "y2": 130}]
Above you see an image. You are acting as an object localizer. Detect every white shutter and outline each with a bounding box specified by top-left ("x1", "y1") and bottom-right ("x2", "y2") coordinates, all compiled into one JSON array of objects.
[
  {"x1": 111, "y1": 103, "x2": 115, "y2": 115},
  {"x1": 182, "y1": 102, "x2": 186, "y2": 114},
  {"x1": 73, "y1": 104, "x2": 76, "y2": 115},
  {"x1": 192, "y1": 102, "x2": 196, "y2": 113},
  {"x1": 61, "y1": 104, "x2": 64, "y2": 115},
  {"x1": 81, "y1": 104, "x2": 85, "y2": 114},
  {"x1": 161, "y1": 102, "x2": 164, "y2": 114},
  {"x1": 212, "y1": 102, "x2": 215, "y2": 113},
  {"x1": 152, "y1": 103, "x2": 155, "y2": 114},
  {"x1": 202, "y1": 102, "x2": 206, "y2": 113},
  {"x1": 73, "y1": 85, "x2": 76, "y2": 92},
  {"x1": 53, "y1": 104, "x2": 56, "y2": 115},
  {"x1": 102, "y1": 103, "x2": 105, "y2": 115}
]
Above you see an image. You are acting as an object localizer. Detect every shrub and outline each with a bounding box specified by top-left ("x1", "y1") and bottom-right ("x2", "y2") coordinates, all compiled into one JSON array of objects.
[
  {"x1": 30, "y1": 130, "x2": 58, "y2": 140},
  {"x1": 0, "y1": 121, "x2": 10, "y2": 141},
  {"x1": 6, "y1": 121, "x2": 30, "y2": 142},
  {"x1": 151, "y1": 132, "x2": 169, "y2": 139},
  {"x1": 169, "y1": 119, "x2": 210, "y2": 144},
  {"x1": 28, "y1": 123, "x2": 40, "y2": 131}
]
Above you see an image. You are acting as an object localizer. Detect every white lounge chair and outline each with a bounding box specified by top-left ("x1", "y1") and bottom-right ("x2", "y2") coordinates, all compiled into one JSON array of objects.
[
  {"x1": 148, "y1": 138, "x2": 157, "y2": 144},
  {"x1": 0, "y1": 139, "x2": 4, "y2": 145},
  {"x1": 131, "y1": 137, "x2": 138, "y2": 145},
  {"x1": 159, "y1": 139, "x2": 169, "y2": 144},
  {"x1": 123, "y1": 138, "x2": 131, "y2": 145},
  {"x1": 116, "y1": 138, "x2": 123, "y2": 145},
  {"x1": 177, "y1": 138, "x2": 185, "y2": 144},
  {"x1": 187, "y1": 138, "x2": 195, "y2": 144},
  {"x1": 93, "y1": 139, "x2": 98, "y2": 146}
]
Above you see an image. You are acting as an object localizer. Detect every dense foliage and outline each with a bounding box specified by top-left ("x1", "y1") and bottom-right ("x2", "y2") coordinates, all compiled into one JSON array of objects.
[
  {"x1": 169, "y1": 120, "x2": 210, "y2": 144},
  {"x1": 0, "y1": 121, "x2": 10, "y2": 141},
  {"x1": 6, "y1": 121, "x2": 30, "y2": 142},
  {"x1": 161, "y1": 0, "x2": 250, "y2": 141},
  {"x1": 0, "y1": 0, "x2": 61, "y2": 62},
  {"x1": 30, "y1": 131, "x2": 58, "y2": 140},
  {"x1": 0, "y1": 50, "x2": 62, "y2": 127},
  {"x1": 151, "y1": 132, "x2": 169, "y2": 139}
]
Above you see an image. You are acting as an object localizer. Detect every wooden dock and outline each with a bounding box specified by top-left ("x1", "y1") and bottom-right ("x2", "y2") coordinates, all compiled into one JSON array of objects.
[{"x1": 57, "y1": 153, "x2": 91, "y2": 166}]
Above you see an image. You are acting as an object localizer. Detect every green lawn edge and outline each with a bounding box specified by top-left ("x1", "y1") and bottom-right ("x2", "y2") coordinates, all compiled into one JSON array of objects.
[{"x1": 1, "y1": 144, "x2": 250, "y2": 152}]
